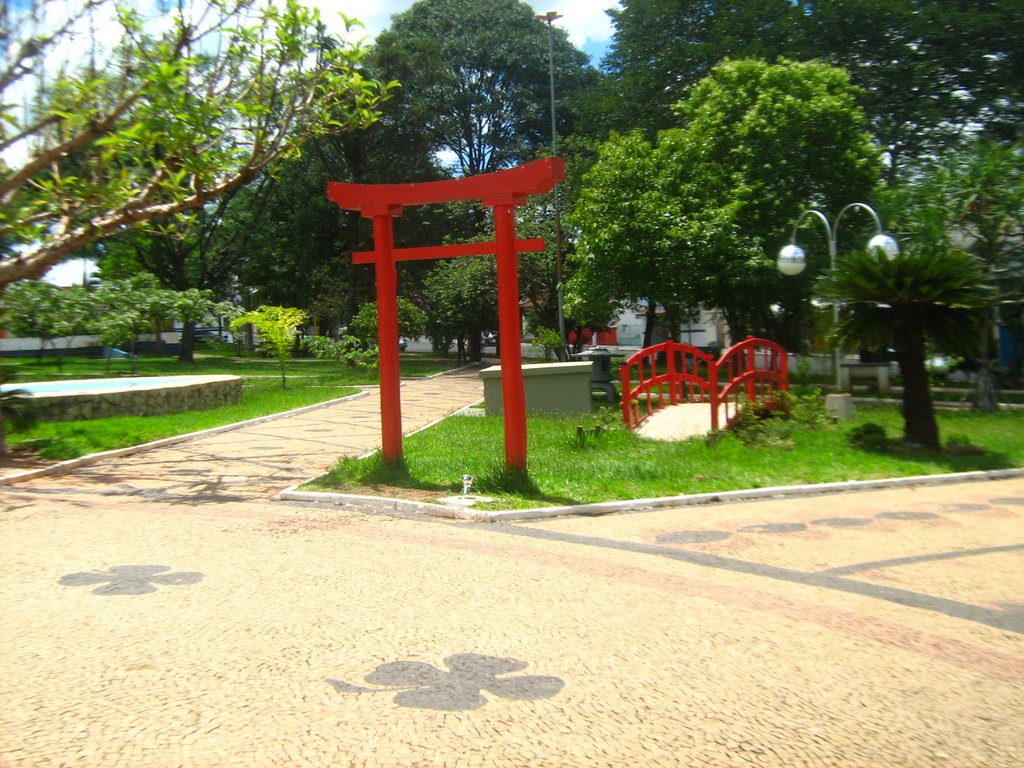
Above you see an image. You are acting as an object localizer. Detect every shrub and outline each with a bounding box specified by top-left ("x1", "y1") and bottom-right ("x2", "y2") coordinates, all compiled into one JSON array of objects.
[
  {"x1": 726, "y1": 389, "x2": 829, "y2": 449},
  {"x1": 302, "y1": 335, "x2": 377, "y2": 368},
  {"x1": 847, "y1": 422, "x2": 889, "y2": 451},
  {"x1": 776, "y1": 388, "x2": 829, "y2": 427},
  {"x1": 945, "y1": 434, "x2": 986, "y2": 456},
  {"x1": 530, "y1": 327, "x2": 564, "y2": 361}
]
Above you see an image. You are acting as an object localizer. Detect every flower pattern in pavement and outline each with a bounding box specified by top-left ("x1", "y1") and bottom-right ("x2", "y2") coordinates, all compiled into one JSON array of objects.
[
  {"x1": 328, "y1": 653, "x2": 564, "y2": 711},
  {"x1": 59, "y1": 565, "x2": 203, "y2": 595}
]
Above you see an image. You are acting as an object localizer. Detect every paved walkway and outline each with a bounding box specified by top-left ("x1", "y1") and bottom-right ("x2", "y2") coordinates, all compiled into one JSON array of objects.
[
  {"x1": 1, "y1": 368, "x2": 486, "y2": 502},
  {"x1": 1, "y1": 367, "x2": 1022, "y2": 767}
]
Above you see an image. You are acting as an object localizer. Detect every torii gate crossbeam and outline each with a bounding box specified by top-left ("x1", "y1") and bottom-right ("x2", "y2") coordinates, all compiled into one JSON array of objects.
[{"x1": 328, "y1": 157, "x2": 565, "y2": 472}]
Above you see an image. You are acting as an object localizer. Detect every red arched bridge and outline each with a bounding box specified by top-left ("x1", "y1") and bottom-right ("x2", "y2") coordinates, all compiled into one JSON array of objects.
[{"x1": 620, "y1": 337, "x2": 790, "y2": 435}]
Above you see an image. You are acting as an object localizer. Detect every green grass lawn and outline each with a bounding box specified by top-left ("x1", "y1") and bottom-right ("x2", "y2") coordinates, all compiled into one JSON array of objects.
[
  {"x1": 3, "y1": 347, "x2": 454, "y2": 382},
  {"x1": 4, "y1": 350, "x2": 458, "y2": 460},
  {"x1": 305, "y1": 403, "x2": 1024, "y2": 510}
]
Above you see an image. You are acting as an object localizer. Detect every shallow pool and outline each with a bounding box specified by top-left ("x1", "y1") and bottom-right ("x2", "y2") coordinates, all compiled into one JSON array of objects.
[
  {"x1": 1, "y1": 375, "x2": 243, "y2": 421},
  {"x1": 2, "y1": 376, "x2": 208, "y2": 395}
]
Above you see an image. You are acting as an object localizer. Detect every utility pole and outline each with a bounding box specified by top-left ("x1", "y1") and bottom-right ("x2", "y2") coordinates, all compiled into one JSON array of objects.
[{"x1": 536, "y1": 11, "x2": 567, "y2": 358}]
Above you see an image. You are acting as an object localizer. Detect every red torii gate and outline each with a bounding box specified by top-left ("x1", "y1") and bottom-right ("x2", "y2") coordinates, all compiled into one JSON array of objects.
[{"x1": 328, "y1": 157, "x2": 565, "y2": 472}]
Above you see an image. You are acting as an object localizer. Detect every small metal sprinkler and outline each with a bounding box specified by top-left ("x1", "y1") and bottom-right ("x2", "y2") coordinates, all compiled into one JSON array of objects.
[{"x1": 461, "y1": 474, "x2": 474, "y2": 496}]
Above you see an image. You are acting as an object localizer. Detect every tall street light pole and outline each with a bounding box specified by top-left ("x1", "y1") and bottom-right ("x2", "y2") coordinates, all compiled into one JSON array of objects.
[
  {"x1": 536, "y1": 11, "x2": 566, "y2": 357},
  {"x1": 777, "y1": 203, "x2": 899, "y2": 392}
]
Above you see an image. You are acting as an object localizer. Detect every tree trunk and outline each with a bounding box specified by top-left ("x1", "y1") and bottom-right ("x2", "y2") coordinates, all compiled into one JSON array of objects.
[
  {"x1": 178, "y1": 321, "x2": 196, "y2": 363},
  {"x1": 642, "y1": 303, "x2": 656, "y2": 348},
  {"x1": 972, "y1": 308, "x2": 999, "y2": 411},
  {"x1": 666, "y1": 306, "x2": 681, "y2": 343},
  {"x1": 0, "y1": 396, "x2": 7, "y2": 458},
  {"x1": 469, "y1": 332, "x2": 482, "y2": 363},
  {"x1": 896, "y1": 329, "x2": 940, "y2": 450},
  {"x1": 153, "y1": 318, "x2": 165, "y2": 356}
]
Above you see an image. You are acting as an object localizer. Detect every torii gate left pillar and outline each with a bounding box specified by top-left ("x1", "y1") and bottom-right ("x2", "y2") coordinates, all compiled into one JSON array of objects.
[{"x1": 328, "y1": 158, "x2": 565, "y2": 472}]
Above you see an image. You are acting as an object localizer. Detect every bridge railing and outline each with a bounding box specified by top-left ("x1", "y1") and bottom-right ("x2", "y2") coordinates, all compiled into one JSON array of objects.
[
  {"x1": 619, "y1": 341, "x2": 716, "y2": 430},
  {"x1": 713, "y1": 337, "x2": 789, "y2": 431},
  {"x1": 620, "y1": 337, "x2": 789, "y2": 432}
]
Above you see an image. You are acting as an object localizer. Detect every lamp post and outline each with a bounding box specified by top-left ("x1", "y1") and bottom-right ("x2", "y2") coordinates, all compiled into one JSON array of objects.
[
  {"x1": 777, "y1": 203, "x2": 899, "y2": 391},
  {"x1": 536, "y1": 10, "x2": 567, "y2": 357}
]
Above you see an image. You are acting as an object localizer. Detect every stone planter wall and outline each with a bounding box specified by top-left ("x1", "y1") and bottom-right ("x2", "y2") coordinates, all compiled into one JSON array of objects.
[
  {"x1": 480, "y1": 362, "x2": 593, "y2": 415},
  {"x1": 28, "y1": 376, "x2": 242, "y2": 422}
]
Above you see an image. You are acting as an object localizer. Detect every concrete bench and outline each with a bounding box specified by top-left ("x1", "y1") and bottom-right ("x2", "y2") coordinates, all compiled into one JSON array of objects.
[
  {"x1": 839, "y1": 362, "x2": 892, "y2": 393},
  {"x1": 480, "y1": 362, "x2": 592, "y2": 415}
]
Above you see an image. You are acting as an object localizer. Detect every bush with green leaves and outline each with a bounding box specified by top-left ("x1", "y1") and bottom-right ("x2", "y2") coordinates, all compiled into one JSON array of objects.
[
  {"x1": 530, "y1": 327, "x2": 564, "y2": 361},
  {"x1": 230, "y1": 305, "x2": 308, "y2": 388},
  {"x1": 725, "y1": 389, "x2": 830, "y2": 449},
  {"x1": 348, "y1": 299, "x2": 427, "y2": 348},
  {"x1": 944, "y1": 434, "x2": 986, "y2": 456},
  {"x1": 847, "y1": 422, "x2": 889, "y2": 452},
  {"x1": 0, "y1": 365, "x2": 39, "y2": 456},
  {"x1": 301, "y1": 336, "x2": 377, "y2": 369}
]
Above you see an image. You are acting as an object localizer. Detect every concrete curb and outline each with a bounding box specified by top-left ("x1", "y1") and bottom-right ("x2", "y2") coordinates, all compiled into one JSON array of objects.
[
  {"x1": 853, "y1": 396, "x2": 1024, "y2": 411},
  {"x1": 0, "y1": 389, "x2": 370, "y2": 486},
  {"x1": 277, "y1": 467, "x2": 1024, "y2": 523}
]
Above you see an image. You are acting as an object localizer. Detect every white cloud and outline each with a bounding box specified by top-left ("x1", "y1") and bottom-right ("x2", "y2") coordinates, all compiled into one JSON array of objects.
[{"x1": 528, "y1": 1, "x2": 618, "y2": 50}]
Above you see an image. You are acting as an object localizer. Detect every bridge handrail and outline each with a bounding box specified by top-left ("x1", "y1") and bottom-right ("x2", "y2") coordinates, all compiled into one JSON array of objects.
[
  {"x1": 620, "y1": 337, "x2": 789, "y2": 432},
  {"x1": 714, "y1": 336, "x2": 789, "y2": 430},
  {"x1": 619, "y1": 341, "x2": 716, "y2": 430}
]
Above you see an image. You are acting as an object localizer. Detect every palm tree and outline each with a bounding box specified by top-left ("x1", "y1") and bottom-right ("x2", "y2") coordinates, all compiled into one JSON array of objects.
[{"x1": 817, "y1": 247, "x2": 992, "y2": 449}]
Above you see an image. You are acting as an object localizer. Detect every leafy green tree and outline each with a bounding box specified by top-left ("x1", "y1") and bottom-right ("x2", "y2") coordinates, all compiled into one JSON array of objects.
[
  {"x1": 348, "y1": 298, "x2": 427, "y2": 348},
  {"x1": 818, "y1": 248, "x2": 992, "y2": 450},
  {"x1": 0, "y1": 282, "x2": 93, "y2": 369},
  {"x1": 802, "y1": 0, "x2": 1023, "y2": 179},
  {"x1": 230, "y1": 305, "x2": 308, "y2": 388},
  {"x1": 885, "y1": 141, "x2": 1024, "y2": 407},
  {"x1": 601, "y1": 0, "x2": 801, "y2": 135},
  {"x1": 601, "y1": 0, "x2": 1023, "y2": 176},
  {"x1": 1, "y1": 0, "x2": 394, "y2": 290},
  {"x1": 374, "y1": 0, "x2": 595, "y2": 176},
  {"x1": 571, "y1": 59, "x2": 880, "y2": 346},
  {"x1": 0, "y1": 281, "x2": 72, "y2": 362},
  {"x1": 672, "y1": 59, "x2": 879, "y2": 342},
  {"x1": 89, "y1": 275, "x2": 178, "y2": 374},
  {"x1": 565, "y1": 131, "x2": 679, "y2": 345},
  {"x1": 173, "y1": 288, "x2": 217, "y2": 362},
  {"x1": 422, "y1": 259, "x2": 498, "y2": 362}
]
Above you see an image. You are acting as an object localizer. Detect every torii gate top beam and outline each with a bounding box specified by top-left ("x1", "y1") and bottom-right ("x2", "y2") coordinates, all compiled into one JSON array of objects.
[{"x1": 328, "y1": 157, "x2": 564, "y2": 213}]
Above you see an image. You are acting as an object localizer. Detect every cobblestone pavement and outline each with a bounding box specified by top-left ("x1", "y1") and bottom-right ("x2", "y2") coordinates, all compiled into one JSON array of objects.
[{"x1": 1, "y1": 368, "x2": 1022, "y2": 767}]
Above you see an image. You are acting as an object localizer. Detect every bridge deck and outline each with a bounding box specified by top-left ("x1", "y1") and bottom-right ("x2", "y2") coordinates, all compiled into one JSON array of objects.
[{"x1": 634, "y1": 402, "x2": 726, "y2": 441}]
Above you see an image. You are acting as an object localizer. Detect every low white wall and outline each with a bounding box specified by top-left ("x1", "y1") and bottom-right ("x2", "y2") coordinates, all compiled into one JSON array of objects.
[{"x1": 0, "y1": 332, "x2": 181, "y2": 353}]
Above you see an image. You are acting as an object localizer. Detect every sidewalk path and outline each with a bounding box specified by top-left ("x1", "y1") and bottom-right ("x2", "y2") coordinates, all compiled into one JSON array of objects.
[
  {"x1": 2, "y1": 367, "x2": 485, "y2": 502},
  {"x1": 1, "y1": 365, "x2": 1022, "y2": 768}
]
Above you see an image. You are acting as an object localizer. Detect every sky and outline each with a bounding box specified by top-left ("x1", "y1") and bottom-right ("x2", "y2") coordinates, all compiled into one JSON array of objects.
[
  {"x1": 321, "y1": 0, "x2": 620, "y2": 64},
  {"x1": 39, "y1": 0, "x2": 620, "y2": 286}
]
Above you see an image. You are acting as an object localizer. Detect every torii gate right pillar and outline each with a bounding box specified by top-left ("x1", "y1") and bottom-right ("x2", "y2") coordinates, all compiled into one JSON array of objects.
[{"x1": 492, "y1": 199, "x2": 527, "y2": 470}]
